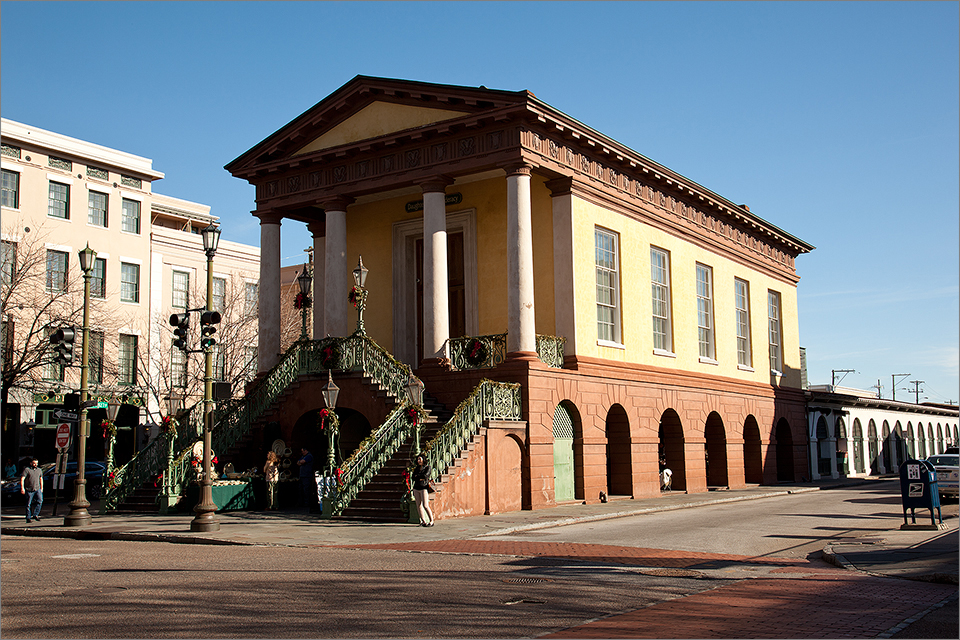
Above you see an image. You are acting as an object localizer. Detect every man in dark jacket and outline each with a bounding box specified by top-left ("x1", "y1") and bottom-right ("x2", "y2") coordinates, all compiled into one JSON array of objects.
[{"x1": 20, "y1": 458, "x2": 43, "y2": 522}]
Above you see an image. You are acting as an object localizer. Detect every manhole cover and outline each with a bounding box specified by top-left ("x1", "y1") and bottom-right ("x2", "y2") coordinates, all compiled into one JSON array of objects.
[
  {"x1": 638, "y1": 568, "x2": 703, "y2": 578},
  {"x1": 501, "y1": 577, "x2": 553, "y2": 584},
  {"x1": 62, "y1": 587, "x2": 127, "y2": 596}
]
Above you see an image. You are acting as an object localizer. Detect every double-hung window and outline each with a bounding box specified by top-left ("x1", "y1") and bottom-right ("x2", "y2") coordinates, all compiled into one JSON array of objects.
[
  {"x1": 88, "y1": 191, "x2": 108, "y2": 227},
  {"x1": 119, "y1": 334, "x2": 138, "y2": 385},
  {"x1": 1, "y1": 241, "x2": 16, "y2": 287},
  {"x1": 212, "y1": 277, "x2": 226, "y2": 313},
  {"x1": 595, "y1": 227, "x2": 621, "y2": 344},
  {"x1": 244, "y1": 282, "x2": 259, "y2": 317},
  {"x1": 121, "y1": 198, "x2": 140, "y2": 234},
  {"x1": 48, "y1": 182, "x2": 70, "y2": 219},
  {"x1": 650, "y1": 247, "x2": 672, "y2": 353},
  {"x1": 91, "y1": 258, "x2": 106, "y2": 299},
  {"x1": 120, "y1": 262, "x2": 140, "y2": 303},
  {"x1": 46, "y1": 250, "x2": 69, "y2": 292},
  {"x1": 172, "y1": 271, "x2": 190, "y2": 309},
  {"x1": 696, "y1": 263, "x2": 715, "y2": 360},
  {"x1": 735, "y1": 278, "x2": 752, "y2": 367},
  {"x1": 768, "y1": 290, "x2": 783, "y2": 373},
  {"x1": 171, "y1": 343, "x2": 188, "y2": 388},
  {"x1": 88, "y1": 331, "x2": 105, "y2": 385},
  {"x1": 1, "y1": 169, "x2": 19, "y2": 209}
]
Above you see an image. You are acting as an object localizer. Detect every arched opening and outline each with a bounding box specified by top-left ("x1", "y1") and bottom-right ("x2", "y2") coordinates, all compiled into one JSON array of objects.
[
  {"x1": 927, "y1": 424, "x2": 935, "y2": 455},
  {"x1": 704, "y1": 412, "x2": 728, "y2": 488},
  {"x1": 605, "y1": 404, "x2": 632, "y2": 497},
  {"x1": 867, "y1": 420, "x2": 879, "y2": 475},
  {"x1": 552, "y1": 402, "x2": 579, "y2": 502},
  {"x1": 775, "y1": 418, "x2": 794, "y2": 482},
  {"x1": 742, "y1": 415, "x2": 763, "y2": 484},
  {"x1": 816, "y1": 415, "x2": 831, "y2": 477},
  {"x1": 893, "y1": 422, "x2": 905, "y2": 469},
  {"x1": 906, "y1": 422, "x2": 915, "y2": 459},
  {"x1": 658, "y1": 409, "x2": 685, "y2": 492},
  {"x1": 881, "y1": 421, "x2": 892, "y2": 473},
  {"x1": 291, "y1": 407, "x2": 371, "y2": 475},
  {"x1": 837, "y1": 418, "x2": 848, "y2": 475},
  {"x1": 936, "y1": 424, "x2": 944, "y2": 454},
  {"x1": 494, "y1": 434, "x2": 524, "y2": 513},
  {"x1": 853, "y1": 419, "x2": 865, "y2": 473}
]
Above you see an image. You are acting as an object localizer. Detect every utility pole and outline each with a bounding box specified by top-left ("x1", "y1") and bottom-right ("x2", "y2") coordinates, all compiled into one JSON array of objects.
[
  {"x1": 872, "y1": 380, "x2": 882, "y2": 399},
  {"x1": 908, "y1": 380, "x2": 924, "y2": 404},
  {"x1": 832, "y1": 369, "x2": 855, "y2": 387},
  {"x1": 891, "y1": 373, "x2": 910, "y2": 402}
]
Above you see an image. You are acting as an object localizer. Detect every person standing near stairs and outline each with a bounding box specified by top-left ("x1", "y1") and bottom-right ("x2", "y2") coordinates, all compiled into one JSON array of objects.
[
  {"x1": 411, "y1": 454, "x2": 435, "y2": 527},
  {"x1": 297, "y1": 447, "x2": 318, "y2": 513}
]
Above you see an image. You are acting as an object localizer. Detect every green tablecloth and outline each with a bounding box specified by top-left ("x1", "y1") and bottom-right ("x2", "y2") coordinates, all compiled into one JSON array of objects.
[{"x1": 182, "y1": 480, "x2": 255, "y2": 512}]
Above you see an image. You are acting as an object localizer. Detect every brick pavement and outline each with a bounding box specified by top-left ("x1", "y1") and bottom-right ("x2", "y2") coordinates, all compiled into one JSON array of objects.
[{"x1": 340, "y1": 540, "x2": 958, "y2": 639}]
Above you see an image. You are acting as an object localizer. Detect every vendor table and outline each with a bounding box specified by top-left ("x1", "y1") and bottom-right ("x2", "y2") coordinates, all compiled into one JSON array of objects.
[{"x1": 181, "y1": 479, "x2": 255, "y2": 512}]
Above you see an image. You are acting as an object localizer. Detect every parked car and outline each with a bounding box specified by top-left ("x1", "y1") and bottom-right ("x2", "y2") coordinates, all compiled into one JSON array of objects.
[
  {"x1": 1, "y1": 461, "x2": 107, "y2": 505},
  {"x1": 926, "y1": 454, "x2": 959, "y2": 499}
]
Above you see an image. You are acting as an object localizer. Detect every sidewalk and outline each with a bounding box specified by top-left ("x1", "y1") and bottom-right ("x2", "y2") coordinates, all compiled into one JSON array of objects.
[{"x1": 3, "y1": 478, "x2": 956, "y2": 584}]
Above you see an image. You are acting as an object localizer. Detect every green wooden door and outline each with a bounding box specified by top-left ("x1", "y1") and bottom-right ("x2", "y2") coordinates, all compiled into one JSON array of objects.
[{"x1": 553, "y1": 404, "x2": 575, "y2": 502}]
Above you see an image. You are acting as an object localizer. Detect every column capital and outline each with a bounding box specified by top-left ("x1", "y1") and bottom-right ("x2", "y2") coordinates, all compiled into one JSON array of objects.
[
  {"x1": 420, "y1": 175, "x2": 455, "y2": 193},
  {"x1": 307, "y1": 220, "x2": 325, "y2": 237},
  {"x1": 502, "y1": 162, "x2": 533, "y2": 177},
  {"x1": 318, "y1": 195, "x2": 355, "y2": 212},
  {"x1": 545, "y1": 177, "x2": 574, "y2": 197},
  {"x1": 255, "y1": 211, "x2": 284, "y2": 226}
]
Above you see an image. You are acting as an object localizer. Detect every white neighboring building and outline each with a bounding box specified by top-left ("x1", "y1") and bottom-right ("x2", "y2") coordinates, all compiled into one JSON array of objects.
[{"x1": 806, "y1": 385, "x2": 959, "y2": 480}]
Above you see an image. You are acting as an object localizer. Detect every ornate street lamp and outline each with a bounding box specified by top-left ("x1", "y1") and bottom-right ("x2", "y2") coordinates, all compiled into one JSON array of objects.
[
  {"x1": 104, "y1": 398, "x2": 121, "y2": 478},
  {"x1": 405, "y1": 372, "x2": 425, "y2": 455},
  {"x1": 296, "y1": 264, "x2": 312, "y2": 341},
  {"x1": 192, "y1": 224, "x2": 221, "y2": 532},
  {"x1": 321, "y1": 370, "x2": 340, "y2": 472},
  {"x1": 64, "y1": 243, "x2": 97, "y2": 527},
  {"x1": 351, "y1": 256, "x2": 368, "y2": 335}
]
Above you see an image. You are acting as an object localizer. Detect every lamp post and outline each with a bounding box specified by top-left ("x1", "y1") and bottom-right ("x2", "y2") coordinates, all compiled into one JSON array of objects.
[
  {"x1": 64, "y1": 243, "x2": 96, "y2": 527},
  {"x1": 296, "y1": 265, "x2": 312, "y2": 341},
  {"x1": 405, "y1": 372, "x2": 425, "y2": 456},
  {"x1": 104, "y1": 398, "x2": 121, "y2": 478},
  {"x1": 352, "y1": 256, "x2": 368, "y2": 335},
  {"x1": 191, "y1": 224, "x2": 221, "y2": 532},
  {"x1": 321, "y1": 370, "x2": 340, "y2": 472}
]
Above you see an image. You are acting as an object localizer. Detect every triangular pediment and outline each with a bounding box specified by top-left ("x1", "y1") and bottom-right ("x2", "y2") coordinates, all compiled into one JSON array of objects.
[
  {"x1": 292, "y1": 101, "x2": 471, "y2": 157},
  {"x1": 226, "y1": 76, "x2": 532, "y2": 174}
]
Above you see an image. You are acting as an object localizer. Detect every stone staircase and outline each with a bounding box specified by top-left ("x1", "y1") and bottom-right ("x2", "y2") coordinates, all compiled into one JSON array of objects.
[{"x1": 111, "y1": 486, "x2": 161, "y2": 514}]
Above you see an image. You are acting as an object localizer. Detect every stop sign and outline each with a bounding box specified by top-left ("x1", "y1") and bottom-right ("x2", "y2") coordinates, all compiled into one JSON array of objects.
[{"x1": 56, "y1": 423, "x2": 71, "y2": 448}]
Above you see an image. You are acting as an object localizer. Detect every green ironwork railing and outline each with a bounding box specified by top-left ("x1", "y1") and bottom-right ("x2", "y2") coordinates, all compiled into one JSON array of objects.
[
  {"x1": 422, "y1": 380, "x2": 522, "y2": 483},
  {"x1": 330, "y1": 403, "x2": 414, "y2": 515},
  {"x1": 449, "y1": 333, "x2": 566, "y2": 370}
]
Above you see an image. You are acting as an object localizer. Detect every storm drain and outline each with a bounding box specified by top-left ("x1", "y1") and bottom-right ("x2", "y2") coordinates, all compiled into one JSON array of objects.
[
  {"x1": 637, "y1": 568, "x2": 703, "y2": 578},
  {"x1": 501, "y1": 577, "x2": 554, "y2": 584},
  {"x1": 62, "y1": 587, "x2": 127, "y2": 596}
]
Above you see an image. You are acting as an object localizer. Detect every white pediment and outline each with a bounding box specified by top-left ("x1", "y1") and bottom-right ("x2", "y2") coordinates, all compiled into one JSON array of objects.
[{"x1": 293, "y1": 101, "x2": 470, "y2": 156}]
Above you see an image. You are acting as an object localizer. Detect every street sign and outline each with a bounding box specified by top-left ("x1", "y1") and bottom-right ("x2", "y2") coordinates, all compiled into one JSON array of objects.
[
  {"x1": 54, "y1": 409, "x2": 78, "y2": 421},
  {"x1": 94, "y1": 401, "x2": 107, "y2": 409},
  {"x1": 56, "y1": 423, "x2": 71, "y2": 448}
]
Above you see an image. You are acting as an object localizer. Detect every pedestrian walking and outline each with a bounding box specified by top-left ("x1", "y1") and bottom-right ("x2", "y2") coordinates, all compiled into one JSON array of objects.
[
  {"x1": 264, "y1": 451, "x2": 280, "y2": 510},
  {"x1": 297, "y1": 447, "x2": 318, "y2": 512},
  {"x1": 411, "y1": 454, "x2": 435, "y2": 527},
  {"x1": 20, "y1": 458, "x2": 43, "y2": 522}
]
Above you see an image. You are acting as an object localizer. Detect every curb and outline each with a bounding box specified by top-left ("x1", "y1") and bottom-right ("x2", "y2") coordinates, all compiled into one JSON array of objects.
[{"x1": 821, "y1": 543, "x2": 959, "y2": 585}]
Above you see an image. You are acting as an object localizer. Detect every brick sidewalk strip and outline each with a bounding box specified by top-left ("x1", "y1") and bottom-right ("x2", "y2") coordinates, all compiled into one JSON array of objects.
[
  {"x1": 541, "y1": 576, "x2": 957, "y2": 639},
  {"x1": 340, "y1": 540, "x2": 957, "y2": 639}
]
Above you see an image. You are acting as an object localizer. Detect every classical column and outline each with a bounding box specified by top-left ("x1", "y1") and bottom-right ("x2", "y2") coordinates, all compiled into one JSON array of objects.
[
  {"x1": 422, "y1": 178, "x2": 452, "y2": 362},
  {"x1": 548, "y1": 178, "x2": 576, "y2": 360},
  {"x1": 506, "y1": 164, "x2": 536, "y2": 355},
  {"x1": 323, "y1": 199, "x2": 351, "y2": 337},
  {"x1": 257, "y1": 213, "x2": 282, "y2": 372},
  {"x1": 308, "y1": 221, "x2": 325, "y2": 339}
]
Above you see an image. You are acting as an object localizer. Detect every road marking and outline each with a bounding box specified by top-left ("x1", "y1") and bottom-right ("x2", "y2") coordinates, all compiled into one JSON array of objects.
[{"x1": 51, "y1": 553, "x2": 101, "y2": 559}]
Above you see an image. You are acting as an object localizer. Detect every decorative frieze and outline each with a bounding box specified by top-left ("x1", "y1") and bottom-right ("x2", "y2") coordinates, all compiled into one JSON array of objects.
[
  {"x1": 86, "y1": 166, "x2": 109, "y2": 180},
  {"x1": 1, "y1": 143, "x2": 21, "y2": 159},
  {"x1": 48, "y1": 155, "x2": 72, "y2": 171},
  {"x1": 120, "y1": 175, "x2": 142, "y2": 189}
]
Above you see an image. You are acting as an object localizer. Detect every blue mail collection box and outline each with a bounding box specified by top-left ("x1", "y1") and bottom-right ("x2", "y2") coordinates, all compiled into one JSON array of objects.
[{"x1": 898, "y1": 459, "x2": 942, "y2": 526}]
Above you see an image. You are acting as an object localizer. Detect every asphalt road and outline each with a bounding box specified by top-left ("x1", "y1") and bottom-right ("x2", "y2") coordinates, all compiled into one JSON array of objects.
[{"x1": 0, "y1": 536, "x2": 729, "y2": 639}]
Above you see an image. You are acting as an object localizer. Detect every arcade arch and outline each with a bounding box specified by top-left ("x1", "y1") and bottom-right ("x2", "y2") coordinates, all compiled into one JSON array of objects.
[
  {"x1": 659, "y1": 409, "x2": 686, "y2": 492},
  {"x1": 605, "y1": 404, "x2": 632, "y2": 497}
]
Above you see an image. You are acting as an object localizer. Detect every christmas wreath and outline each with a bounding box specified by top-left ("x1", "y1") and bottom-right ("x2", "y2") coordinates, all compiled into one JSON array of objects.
[
  {"x1": 464, "y1": 337, "x2": 489, "y2": 367},
  {"x1": 101, "y1": 419, "x2": 117, "y2": 440},
  {"x1": 406, "y1": 406, "x2": 427, "y2": 427},
  {"x1": 348, "y1": 286, "x2": 367, "y2": 309},
  {"x1": 319, "y1": 340, "x2": 342, "y2": 370},
  {"x1": 160, "y1": 415, "x2": 178, "y2": 439},
  {"x1": 334, "y1": 467, "x2": 344, "y2": 488},
  {"x1": 318, "y1": 407, "x2": 340, "y2": 432},
  {"x1": 294, "y1": 292, "x2": 311, "y2": 310}
]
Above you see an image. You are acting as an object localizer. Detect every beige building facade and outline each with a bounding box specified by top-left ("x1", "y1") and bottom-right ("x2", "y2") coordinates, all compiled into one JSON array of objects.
[{"x1": 1, "y1": 118, "x2": 259, "y2": 468}]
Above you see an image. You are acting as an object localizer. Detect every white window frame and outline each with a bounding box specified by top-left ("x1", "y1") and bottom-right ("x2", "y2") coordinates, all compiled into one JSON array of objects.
[
  {"x1": 88, "y1": 190, "x2": 108, "y2": 227},
  {"x1": 171, "y1": 342, "x2": 188, "y2": 388},
  {"x1": 120, "y1": 262, "x2": 140, "y2": 303},
  {"x1": 212, "y1": 276, "x2": 226, "y2": 313},
  {"x1": 119, "y1": 334, "x2": 138, "y2": 385},
  {"x1": 595, "y1": 227, "x2": 622, "y2": 346},
  {"x1": 735, "y1": 278, "x2": 752, "y2": 369},
  {"x1": 46, "y1": 249, "x2": 69, "y2": 292},
  {"x1": 172, "y1": 270, "x2": 190, "y2": 309},
  {"x1": 696, "y1": 263, "x2": 715, "y2": 361},
  {"x1": 768, "y1": 290, "x2": 783, "y2": 374},
  {"x1": 91, "y1": 257, "x2": 106, "y2": 299},
  {"x1": 650, "y1": 246, "x2": 672, "y2": 355},
  {"x1": 1, "y1": 169, "x2": 19, "y2": 209},
  {"x1": 121, "y1": 197, "x2": 141, "y2": 234},
  {"x1": 48, "y1": 181, "x2": 70, "y2": 220},
  {"x1": 244, "y1": 281, "x2": 259, "y2": 317}
]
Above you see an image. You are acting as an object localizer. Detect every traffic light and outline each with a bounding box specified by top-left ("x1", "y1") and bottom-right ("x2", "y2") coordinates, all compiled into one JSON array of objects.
[
  {"x1": 170, "y1": 313, "x2": 190, "y2": 352},
  {"x1": 200, "y1": 310, "x2": 221, "y2": 350},
  {"x1": 50, "y1": 326, "x2": 76, "y2": 365}
]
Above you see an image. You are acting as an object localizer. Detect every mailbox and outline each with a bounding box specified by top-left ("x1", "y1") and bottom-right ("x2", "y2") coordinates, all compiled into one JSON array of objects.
[{"x1": 898, "y1": 458, "x2": 942, "y2": 527}]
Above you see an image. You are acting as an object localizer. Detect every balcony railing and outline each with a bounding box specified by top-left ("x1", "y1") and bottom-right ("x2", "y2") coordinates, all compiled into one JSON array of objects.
[{"x1": 449, "y1": 333, "x2": 566, "y2": 370}]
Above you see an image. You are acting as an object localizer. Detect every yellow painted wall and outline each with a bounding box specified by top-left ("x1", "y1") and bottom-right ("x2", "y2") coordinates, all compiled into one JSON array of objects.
[
  {"x1": 570, "y1": 194, "x2": 803, "y2": 388},
  {"x1": 295, "y1": 102, "x2": 470, "y2": 156}
]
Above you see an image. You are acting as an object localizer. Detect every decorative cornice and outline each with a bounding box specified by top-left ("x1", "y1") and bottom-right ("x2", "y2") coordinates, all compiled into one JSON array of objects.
[{"x1": 420, "y1": 175, "x2": 455, "y2": 193}]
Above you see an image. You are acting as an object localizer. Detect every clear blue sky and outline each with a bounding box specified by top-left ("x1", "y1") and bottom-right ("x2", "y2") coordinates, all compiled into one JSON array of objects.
[{"x1": 3, "y1": 2, "x2": 957, "y2": 403}]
